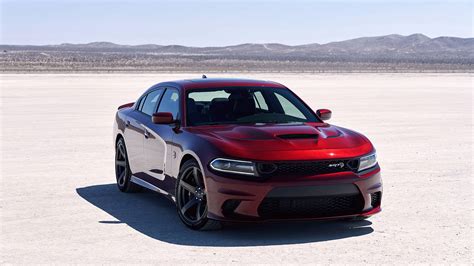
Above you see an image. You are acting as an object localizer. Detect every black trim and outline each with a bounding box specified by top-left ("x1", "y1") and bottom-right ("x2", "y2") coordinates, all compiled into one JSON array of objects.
[
  {"x1": 277, "y1": 134, "x2": 319, "y2": 140},
  {"x1": 258, "y1": 158, "x2": 359, "y2": 177},
  {"x1": 266, "y1": 184, "x2": 360, "y2": 198},
  {"x1": 221, "y1": 200, "x2": 242, "y2": 216},
  {"x1": 150, "y1": 169, "x2": 164, "y2": 174},
  {"x1": 258, "y1": 193, "x2": 364, "y2": 219}
]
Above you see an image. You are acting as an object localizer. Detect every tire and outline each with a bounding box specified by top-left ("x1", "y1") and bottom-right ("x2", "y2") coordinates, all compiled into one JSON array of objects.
[
  {"x1": 115, "y1": 137, "x2": 141, "y2": 193},
  {"x1": 176, "y1": 159, "x2": 221, "y2": 230}
]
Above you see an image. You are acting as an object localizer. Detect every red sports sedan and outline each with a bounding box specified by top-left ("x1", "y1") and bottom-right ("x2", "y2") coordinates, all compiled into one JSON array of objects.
[{"x1": 113, "y1": 77, "x2": 382, "y2": 230}]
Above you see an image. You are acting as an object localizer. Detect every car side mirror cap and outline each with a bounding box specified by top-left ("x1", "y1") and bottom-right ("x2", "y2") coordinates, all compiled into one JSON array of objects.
[
  {"x1": 316, "y1": 109, "x2": 332, "y2": 121},
  {"x1": 152, "y1": 112, "x2": 174, "y2": 124}
]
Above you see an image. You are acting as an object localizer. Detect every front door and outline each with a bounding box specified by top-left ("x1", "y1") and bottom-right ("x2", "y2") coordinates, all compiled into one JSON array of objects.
[{"x1": 144, "y1": 87, "x2": 180, "y2": 194}]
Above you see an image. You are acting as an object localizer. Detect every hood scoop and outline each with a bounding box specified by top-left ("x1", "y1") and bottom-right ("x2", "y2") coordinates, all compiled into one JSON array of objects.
[{"x1": 277, "y1": 134, "x2": 319, "y2": 140}]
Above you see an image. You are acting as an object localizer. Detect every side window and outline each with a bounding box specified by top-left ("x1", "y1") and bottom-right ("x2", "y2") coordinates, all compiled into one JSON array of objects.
[
  {"x1": 253, "y1": 91, "x2": 269, "y2": 111},
  {"x1": 140, "y1": 89, "x2": 163, "y2": 116},
  {"x1": 275, "y1": 93, "x2": 305, "y2": 119},
  {"x1": 137, "y1": 96, "x2": 146, "y2": 110},
  {"x1": 157, "y1": 88, "x2": 180, "y2": 119}
]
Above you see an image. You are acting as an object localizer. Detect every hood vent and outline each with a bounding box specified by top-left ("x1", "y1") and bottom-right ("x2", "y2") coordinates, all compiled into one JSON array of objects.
[{"x1": 277, "y1": 134, "x2": 318, "y2": 140}]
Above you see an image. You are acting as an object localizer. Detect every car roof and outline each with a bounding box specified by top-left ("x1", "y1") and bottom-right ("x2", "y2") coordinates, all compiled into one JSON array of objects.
[{"x1": 153, "y1": 77, "x2": 287, "y2": 90}]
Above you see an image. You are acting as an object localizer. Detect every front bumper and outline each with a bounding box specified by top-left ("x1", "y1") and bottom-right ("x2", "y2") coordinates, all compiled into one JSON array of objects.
[{"x1": 204, "y1": 167, "x2": 382, "y2": 221}]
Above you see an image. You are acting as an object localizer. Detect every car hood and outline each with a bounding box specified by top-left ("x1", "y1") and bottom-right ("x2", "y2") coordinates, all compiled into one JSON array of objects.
[{"x1": 187, "y1": 123, "x2": 374, "y2": 161}]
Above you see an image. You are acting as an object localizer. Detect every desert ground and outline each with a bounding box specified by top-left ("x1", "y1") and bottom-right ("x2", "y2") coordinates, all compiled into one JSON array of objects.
[{"x1": 1, "y1": 73, "x2": 472, "y2": 264}]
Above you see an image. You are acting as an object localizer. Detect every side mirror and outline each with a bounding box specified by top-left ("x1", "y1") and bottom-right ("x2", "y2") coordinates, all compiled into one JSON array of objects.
[
  {"x1": 316, "y1": 109, "x2": 332, "y2": 121},
  {"x1": 152, "y1": 112, "x2": 174, "y2": 124}
]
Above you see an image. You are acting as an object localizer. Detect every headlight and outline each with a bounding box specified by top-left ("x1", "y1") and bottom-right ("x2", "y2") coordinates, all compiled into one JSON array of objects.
[
  {"x1": 358, "y1": 152, "x2": 377, "y2": 172},
  {"x1": 210, "y1": 158, "x2": 256, "y2": 176}
]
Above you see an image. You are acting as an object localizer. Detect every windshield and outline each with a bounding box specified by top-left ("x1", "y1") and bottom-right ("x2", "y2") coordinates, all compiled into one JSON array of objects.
[{"x1": 186, "y1": 87, "x2": 319, "y2": 126}]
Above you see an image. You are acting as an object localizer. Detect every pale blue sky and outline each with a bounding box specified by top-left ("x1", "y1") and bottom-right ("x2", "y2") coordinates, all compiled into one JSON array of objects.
[{"x1": 1, "y1": 0, "x2": 472, "y2": 46}]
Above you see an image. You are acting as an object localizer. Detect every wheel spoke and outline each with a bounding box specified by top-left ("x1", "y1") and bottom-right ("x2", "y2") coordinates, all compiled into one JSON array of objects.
[
  {"x1": 181, "y1": 197, "x2": 199, "y2": 214},
  {"x1": 116, "y1": 160, "x2": 126, "y2": 167},
  {"x1": 118, "y1": 145, "x2": 126, "y2": 158},
  {"x1": 196, "y1": 201, "x2": 203, "y2": 220},
  {"x1": 180, "y1": 180, "x2": 196, "y2": 194},
  {"x1": 118, "y1": 171, "x2": 126, "y2": 185},
  {"x1": 193, "y1": 167, "x2": 202, "y2": 186}
]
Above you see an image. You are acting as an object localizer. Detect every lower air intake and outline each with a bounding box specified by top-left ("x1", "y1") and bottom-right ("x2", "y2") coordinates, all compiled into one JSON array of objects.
[
  {"x1": 258, "y1": 194, "x2": 364, "y2": 219},
  {"x1": 370, "y1": 192, "x2": 382, "y2": 208}
]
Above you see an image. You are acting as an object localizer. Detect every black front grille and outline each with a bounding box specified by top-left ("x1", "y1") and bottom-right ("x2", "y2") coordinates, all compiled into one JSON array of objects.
[
  {"x1": 258, "y1": 194, "x2": 364, "y2": 219},
  {"x1": 257, "y1": 159, "x2": 359, "y2": 177}
]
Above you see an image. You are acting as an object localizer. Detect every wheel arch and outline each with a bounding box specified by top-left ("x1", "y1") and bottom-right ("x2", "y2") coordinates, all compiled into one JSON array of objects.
[
  {"x1": 180, "y1": 154, "x2": 197, "y2": 169},
  {"x1": 178, "y1": 151, "x2": 206, "y2": 181}
]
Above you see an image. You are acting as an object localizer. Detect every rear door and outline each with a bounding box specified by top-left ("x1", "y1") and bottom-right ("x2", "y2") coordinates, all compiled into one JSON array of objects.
[
  {"x1": 142, "y1": 87, "x2": 180, "y2": 193},
  {"x1": 123, "y1": 110, "x2": 145, "y2": 174}
]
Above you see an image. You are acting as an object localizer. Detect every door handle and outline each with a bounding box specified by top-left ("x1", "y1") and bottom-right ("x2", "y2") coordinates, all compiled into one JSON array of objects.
[
  {"x1": 125, "y1": 121, "x2": 130, "y2": 127},
  {"x1": 144, "y1": 129, "x2": 150, "y2": 139}
]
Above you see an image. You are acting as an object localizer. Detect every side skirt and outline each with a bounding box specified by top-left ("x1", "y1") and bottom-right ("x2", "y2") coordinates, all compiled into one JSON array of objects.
[{"x1": 130, "y1": 175, "x2": 176, "y2": 202}]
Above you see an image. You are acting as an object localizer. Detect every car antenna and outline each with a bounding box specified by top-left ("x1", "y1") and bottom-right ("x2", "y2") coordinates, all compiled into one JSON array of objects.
[{"x1": 202, "y1": 74, "x2": 207, "y2": 79}]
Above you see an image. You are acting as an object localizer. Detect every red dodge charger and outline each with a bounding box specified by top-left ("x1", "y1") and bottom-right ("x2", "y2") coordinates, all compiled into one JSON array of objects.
[{"x1": 113, "y1": 77, "x2": 382, "y2": 230}]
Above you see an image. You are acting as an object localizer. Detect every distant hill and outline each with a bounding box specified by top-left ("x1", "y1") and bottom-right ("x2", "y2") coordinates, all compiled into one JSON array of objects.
[{"x1": 1, "y1": 34, "x2": 473, "y2": 72}]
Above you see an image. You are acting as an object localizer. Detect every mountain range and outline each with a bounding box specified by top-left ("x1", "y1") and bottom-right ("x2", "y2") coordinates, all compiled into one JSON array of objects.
[{"x1": 1, "y1": 34, "x2": 472, "y2": 72}]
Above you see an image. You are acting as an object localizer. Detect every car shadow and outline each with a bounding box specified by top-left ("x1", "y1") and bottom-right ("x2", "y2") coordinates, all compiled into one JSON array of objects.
[{"x1": 76, "y1": 184, "x2": 374, "y2": 246}]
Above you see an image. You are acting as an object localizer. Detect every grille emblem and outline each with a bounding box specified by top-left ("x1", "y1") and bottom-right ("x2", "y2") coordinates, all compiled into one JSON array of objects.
[{"x1": 328, "y1": 162, "x2": 345, "y2": 168}]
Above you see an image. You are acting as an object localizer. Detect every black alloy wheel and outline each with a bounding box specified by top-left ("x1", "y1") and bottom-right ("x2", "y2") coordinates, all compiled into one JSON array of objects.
[
  {"x1": 176, "y1": 160, "x2": 221, "y2": 230},
  {"x1": 115, "y1": 138, "x2": 141, "y2": 192}
]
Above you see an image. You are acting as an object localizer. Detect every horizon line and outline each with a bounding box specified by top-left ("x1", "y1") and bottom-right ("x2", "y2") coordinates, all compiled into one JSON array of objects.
[{"x1": 1, "y1": 33, "x2": 473, "y2": 47}]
